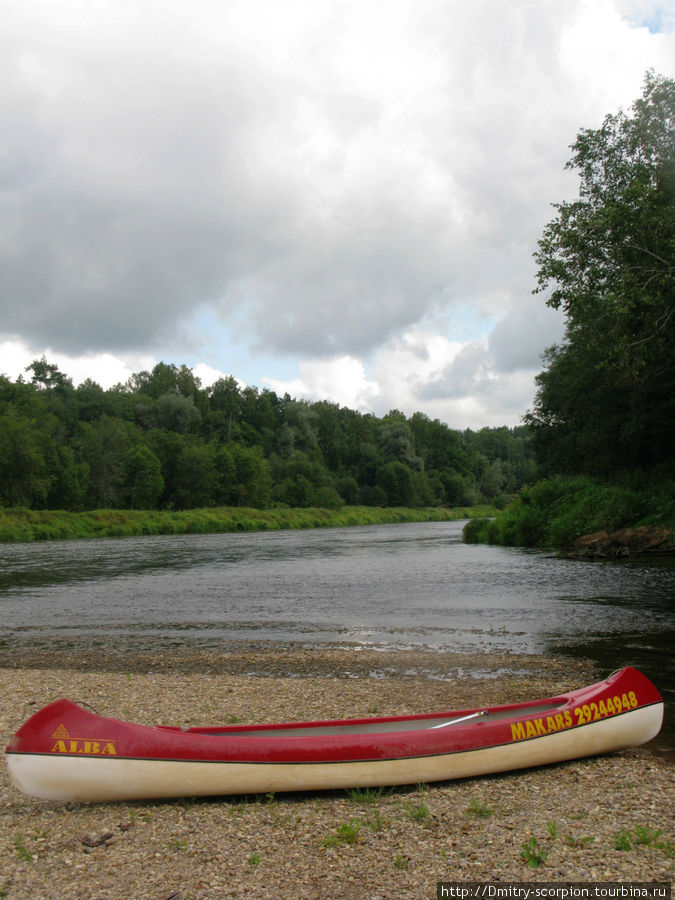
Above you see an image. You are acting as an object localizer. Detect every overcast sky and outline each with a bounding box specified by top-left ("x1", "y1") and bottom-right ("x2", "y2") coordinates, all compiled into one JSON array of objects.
[{"x1": 2, "y1": 0, "x2": 673, "y2": 428}]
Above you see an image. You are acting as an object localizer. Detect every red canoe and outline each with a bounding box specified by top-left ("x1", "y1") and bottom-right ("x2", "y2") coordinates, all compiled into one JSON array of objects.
[{"x1": 5, "y1": 667, "x2": 663, "y2": 803}]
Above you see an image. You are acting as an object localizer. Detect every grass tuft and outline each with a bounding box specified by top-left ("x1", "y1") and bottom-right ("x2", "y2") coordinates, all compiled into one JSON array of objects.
[
  {"x1": 465, "y1": 798, "x2": 494, "y2": 818},
  {"x1": 323, "y1": 819, "x2": 363, "y2": 847}
]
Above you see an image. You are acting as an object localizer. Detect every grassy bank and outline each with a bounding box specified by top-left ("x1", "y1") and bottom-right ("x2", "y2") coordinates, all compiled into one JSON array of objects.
[
  {"x1": 0, "y1": 504, "x2": 497, "y2": 543},
  {"x1": 463, "y1": 476, "x2": 675, "y2": 553}
]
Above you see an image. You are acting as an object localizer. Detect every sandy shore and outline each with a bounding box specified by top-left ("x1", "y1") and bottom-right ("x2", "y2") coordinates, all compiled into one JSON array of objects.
[{"x1": 0, "y1": 646, "x2": 672, "y2": 899}]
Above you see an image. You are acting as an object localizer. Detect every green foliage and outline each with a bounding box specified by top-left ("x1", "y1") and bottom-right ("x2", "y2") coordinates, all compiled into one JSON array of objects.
[
  {"x1": 520, "y1": 836, "x2": 548, "y2": 868},
  {"x1": 0, "y1": 409, "x2": 49, "y2": 506},
  {"x1": 528, "y1": 72, "x2": 675, "y2": 479},
  {"x1": 632, "y1": 824, "x2": 663, "y2": 846},
  {"x1": 124, "y1": 445, "x2": 164, "y2": 509},
  {"x1": 167, "y1": 836, "x2": 189, "y2": 851},
  {"x1": 563, "y1": 833, "x2": 596, "y2": 848},
  {"x1": 613, "y1": 829, "x2": 632, "y2": 851},
  {"x1": 0, "y1": 361, "x2": 534, "y2": 519},
  {"x1": 461, "y1": 518, "x2": 493, "y2": 544},
  {"x1": 469, "y1": 475, "x2": 673, "y2": 550},
  {"x1": 613, "y1": 825, "x2": 670, "y2": 854}
]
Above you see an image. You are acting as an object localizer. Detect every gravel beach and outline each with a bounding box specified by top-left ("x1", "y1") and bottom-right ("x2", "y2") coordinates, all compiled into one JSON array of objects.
[{"x1": 1, "y1": 645, "x2": 672, "y2": 899}]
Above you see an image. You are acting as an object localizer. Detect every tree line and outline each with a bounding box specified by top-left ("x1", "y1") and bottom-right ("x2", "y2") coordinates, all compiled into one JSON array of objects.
[{"x1": 0, "y1": 359, "x2": 535, "y2": 512}]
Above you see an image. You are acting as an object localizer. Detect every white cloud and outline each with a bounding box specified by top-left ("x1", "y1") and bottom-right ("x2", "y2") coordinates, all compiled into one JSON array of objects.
[
  {"x1": 263, "y1": 356, "x2": 381, "y2": 411},
  {"x1": 263, "y1": 318, "x2": 560, "y2": 429},
  {"x1": 0, "y1": 338, "x2": 155, "y2": 389},
  {"x1": 0, "y1": 0, "x2": 673, "y2": 427},
  {"x1": 369, "y1": 328, "x2": 541, "y2": 428},
  {"x1": 192, "y1": 363, "x2": 235, "y2": 389}
]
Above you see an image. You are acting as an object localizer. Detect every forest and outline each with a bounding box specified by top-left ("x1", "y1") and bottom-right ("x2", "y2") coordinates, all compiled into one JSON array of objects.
[{"x1": 0, "y1": 359, "x2": 534, "y2": 513}]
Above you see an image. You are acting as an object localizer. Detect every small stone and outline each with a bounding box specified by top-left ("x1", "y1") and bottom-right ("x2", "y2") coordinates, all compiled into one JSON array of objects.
[{"x1": 80, "y1": 831, "x2": 114, "y2": 848}]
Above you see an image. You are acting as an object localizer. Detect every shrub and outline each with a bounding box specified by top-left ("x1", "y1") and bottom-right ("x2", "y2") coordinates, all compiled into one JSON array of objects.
[
  {"x1": 464, "y1": 475, "x2": 671, "y2": 550},
  {"x1": 462, "y1": 518, "x2": 492, "y2": 543}
]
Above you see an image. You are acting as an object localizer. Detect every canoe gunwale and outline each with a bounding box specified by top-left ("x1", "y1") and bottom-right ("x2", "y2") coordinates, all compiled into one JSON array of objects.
[{"x1": 5, "y1": 700, "x2": 664, "y2": 766}]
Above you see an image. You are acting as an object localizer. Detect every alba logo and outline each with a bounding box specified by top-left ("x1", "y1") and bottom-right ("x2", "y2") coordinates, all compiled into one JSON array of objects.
[{"x1": 49, "y1": 723, "x2": 117, "y2": 756}]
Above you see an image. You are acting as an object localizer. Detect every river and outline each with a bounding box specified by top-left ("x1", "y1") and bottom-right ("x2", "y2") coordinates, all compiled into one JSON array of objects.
[{"x1": 1, "y1": 520, "x2": 673, "y2": 740}]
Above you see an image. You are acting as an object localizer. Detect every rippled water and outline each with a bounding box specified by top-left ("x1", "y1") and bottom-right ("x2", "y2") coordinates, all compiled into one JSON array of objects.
[{"x1": 2, "y1": 521, "x2": 673, "y2": 665}]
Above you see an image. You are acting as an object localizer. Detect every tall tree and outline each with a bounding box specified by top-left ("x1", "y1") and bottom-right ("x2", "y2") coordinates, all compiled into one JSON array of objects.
[
  {"x1": 123, "y1": 445, "x2": 164, "y2": 509},
  {"x1": 527, "y1": 72, "x2": 675, "y2": 475},
  {"x1": 26, "y1": 357, "x2": 73, "y2": 391}
]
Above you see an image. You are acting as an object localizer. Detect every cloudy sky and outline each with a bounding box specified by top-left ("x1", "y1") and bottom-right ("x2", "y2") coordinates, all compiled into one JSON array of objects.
[{"x1": 2, "y1": 0, "x2": 673, "y2": 428}]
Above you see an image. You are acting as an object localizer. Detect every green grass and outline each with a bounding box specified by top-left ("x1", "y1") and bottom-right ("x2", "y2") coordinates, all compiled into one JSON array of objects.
[
  {"x1": 613, "y1": 829, "x2": 633, "y2": 851},
  {"x1": 12, "y1": 834, "x2": 34, "y2": 862},
  {"x1": 563, "y1": 833, "x2": 596, "y2": 848},
  {"x1": 632, "y1": 825, "x2": 663, "y2": 846},
  {"x1": 0, "y1": 504, "x2": 498, "y2": 543},
  {"x1": 323, "y1": 819, "x2": 363, "y2": 847},
  {"x1": 404, "y1": 800, "x2": 429, "y2": 822},
  {"x1": 365, "y1": 811, "x2": 387, "y2": 832},
  {"x1": 546, "y1": 821, "x2": 559, "y2": 839},
  {"x1": 465, "y1": 798, "x2": 494, "y2": 818},
  {"x1": 535, "y1": 821, "x2": 674, "y2": 858},
  {"x1": 167, "y1": 836, "x2": 189, "y2": 851},
  {"x1": 346, "y1": 786, "x2": 389, "y2": 804}
]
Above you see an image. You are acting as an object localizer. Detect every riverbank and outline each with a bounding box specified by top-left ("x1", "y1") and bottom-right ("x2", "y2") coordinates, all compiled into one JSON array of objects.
[
  {"x1": 1, "y1": 647, "x2": 672, "y2": 898},
  {"x1": 462, "y1": 476, "x2": 675, "y2": 558},
  {"x1": 0, "y1": 504, "x2": 496, "y2": 543},
  {"x1": 569, "y1": 526, "x2": 675, "y2": 559}
]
